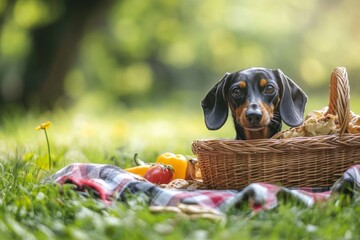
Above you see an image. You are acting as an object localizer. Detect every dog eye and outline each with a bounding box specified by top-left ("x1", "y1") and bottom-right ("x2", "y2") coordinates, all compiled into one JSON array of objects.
[
  {"x1": 265, "y1": 85, "x2": 275, "y2": 94},
  {"x1": 231, "y1": 88, "x2": 243, "y2": 98}
]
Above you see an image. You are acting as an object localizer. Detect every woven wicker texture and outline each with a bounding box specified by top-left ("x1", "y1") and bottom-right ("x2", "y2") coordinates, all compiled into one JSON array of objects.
[
  {"x1": 327, "y1": 67, "x2": 350, "y2": 135},
  {"x1": 192, "y1": 67, "x2": 360, "y2": 189}
]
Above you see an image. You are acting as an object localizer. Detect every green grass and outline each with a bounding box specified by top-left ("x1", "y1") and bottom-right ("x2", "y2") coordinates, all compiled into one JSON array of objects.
[{"x1": 1, "y1": 94, "x2": 360, "y2": 239}]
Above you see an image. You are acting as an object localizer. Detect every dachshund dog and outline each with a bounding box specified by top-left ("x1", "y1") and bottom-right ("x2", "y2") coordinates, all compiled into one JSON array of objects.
[{"x1": 201, "y1": 67, "x2": 307, "y2": 140}]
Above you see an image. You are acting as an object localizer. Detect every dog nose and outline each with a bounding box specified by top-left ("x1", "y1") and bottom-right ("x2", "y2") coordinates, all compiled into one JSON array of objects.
[{"x1": 246, "y1": 104, "x2": 262, "y2": 125}]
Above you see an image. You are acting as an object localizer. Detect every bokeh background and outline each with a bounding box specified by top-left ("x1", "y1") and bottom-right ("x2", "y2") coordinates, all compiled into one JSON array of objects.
[
  {"x1": 1, "y1": 0, "x2": 360, "y2": 162},
  {"x1": 2, "y1": 0, "x2": 360, "y2": 109}
]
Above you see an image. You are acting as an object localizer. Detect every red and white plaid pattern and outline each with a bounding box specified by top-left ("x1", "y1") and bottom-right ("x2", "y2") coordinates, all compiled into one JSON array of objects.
[{"x1": 44, "y1": 163, "x2": 360, "y2": 214}]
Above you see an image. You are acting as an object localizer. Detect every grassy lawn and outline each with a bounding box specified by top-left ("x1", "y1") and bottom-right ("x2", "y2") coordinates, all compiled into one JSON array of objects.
[{"x1": 1, "y1": 94, "x2": 360, "y2": 239}]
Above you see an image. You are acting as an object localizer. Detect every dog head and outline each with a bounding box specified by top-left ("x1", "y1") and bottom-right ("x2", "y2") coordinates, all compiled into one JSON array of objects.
[{"x1": 201, "y1": 67, "x2": 307, "y2": 140}]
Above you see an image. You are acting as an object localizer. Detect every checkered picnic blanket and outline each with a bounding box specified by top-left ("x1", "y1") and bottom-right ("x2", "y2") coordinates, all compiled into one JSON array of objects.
[{"x1": 44, "y1": 164, "x2": 360, "y2": 214}]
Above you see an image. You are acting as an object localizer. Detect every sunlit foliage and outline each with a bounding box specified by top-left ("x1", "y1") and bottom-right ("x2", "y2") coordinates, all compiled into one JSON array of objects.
[{"x1": 1, "y1": 0, "x2": 360, "y2": 108}]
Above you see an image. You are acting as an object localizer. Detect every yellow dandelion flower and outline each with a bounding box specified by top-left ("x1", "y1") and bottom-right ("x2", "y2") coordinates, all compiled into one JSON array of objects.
[
  {"x1": 35, "y1": 121, "x2": 52, "y2": 130},
  {"x1": 35, "y1": 120, "x2": 53, "y2": 170}
]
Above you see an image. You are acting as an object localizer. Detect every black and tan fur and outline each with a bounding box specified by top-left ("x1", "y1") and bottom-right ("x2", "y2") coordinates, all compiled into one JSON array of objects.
[{"x1": 201, "y1": 67, "x2": 307, "y2": 140}]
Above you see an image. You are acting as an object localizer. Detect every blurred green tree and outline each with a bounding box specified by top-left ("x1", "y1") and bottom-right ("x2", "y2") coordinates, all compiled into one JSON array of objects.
[
  {"x1": 0, "y1": 0, "x2": 113, "y2": 109},
  {"x1": 1, "y1": 0, "x2": 360, "y2": 110}
]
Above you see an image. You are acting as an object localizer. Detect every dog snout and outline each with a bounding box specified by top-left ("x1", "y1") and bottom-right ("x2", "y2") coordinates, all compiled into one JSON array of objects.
[{"x1": 246, "y1": 104, "x2": 262, "y2": 125}]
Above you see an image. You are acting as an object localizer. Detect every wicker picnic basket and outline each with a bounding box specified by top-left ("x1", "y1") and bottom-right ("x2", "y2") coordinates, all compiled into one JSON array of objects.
[{"x1": 192, "y1": 67, "x2": 360, "y2": 189}]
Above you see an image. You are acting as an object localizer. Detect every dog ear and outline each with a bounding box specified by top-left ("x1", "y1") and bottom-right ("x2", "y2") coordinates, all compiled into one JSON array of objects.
[
  {"x1": 273, "y1": 69, "x2": 308, "y2": 127},
  {"x1": 201, "y1": 73, "x2": 230, "y2": 130}
]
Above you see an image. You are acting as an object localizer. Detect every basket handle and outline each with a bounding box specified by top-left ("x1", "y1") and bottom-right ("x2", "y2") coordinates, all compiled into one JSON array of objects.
[{"x1": 326, "y1": 67, "x2": 350, "y2": 136}]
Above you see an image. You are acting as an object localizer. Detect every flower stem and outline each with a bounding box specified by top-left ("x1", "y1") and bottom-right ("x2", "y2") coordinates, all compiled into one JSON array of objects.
[{"x1": 44, "y1": 129, "x2": 52, "y2": 170}]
